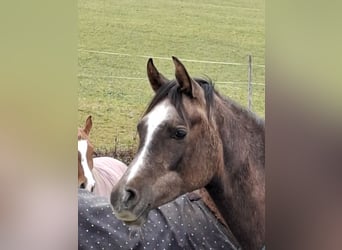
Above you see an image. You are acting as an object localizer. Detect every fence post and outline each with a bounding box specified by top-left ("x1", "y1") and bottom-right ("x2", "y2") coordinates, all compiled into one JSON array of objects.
[{"x1": 248, "y1": 55, "x2": 253, "y2": 111}]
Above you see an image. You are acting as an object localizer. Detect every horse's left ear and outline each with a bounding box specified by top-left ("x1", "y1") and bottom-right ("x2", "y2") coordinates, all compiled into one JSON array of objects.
[
  {"x1": 84, "y1": 115, "x2": 92, "y2": 135},
  {"x1": 172, "y1": 56, "x2": 202, "y2": 99}
]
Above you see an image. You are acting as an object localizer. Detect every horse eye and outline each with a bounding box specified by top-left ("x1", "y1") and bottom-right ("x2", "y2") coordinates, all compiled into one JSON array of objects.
[{"x1": 173, "y1": 128, "x2": 187, "y2": 139}]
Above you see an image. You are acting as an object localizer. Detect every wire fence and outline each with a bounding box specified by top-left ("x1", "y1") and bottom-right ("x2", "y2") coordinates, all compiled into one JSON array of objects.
[
  {"x1": 78, "y1": 48, "x2": 265, "y2": 110},
  {"x1": 78, "y1": 74, "x2": 265, "y2": 86},
  {"x1": 79, "y1": 49, "x2": 265, "y2": 68}
]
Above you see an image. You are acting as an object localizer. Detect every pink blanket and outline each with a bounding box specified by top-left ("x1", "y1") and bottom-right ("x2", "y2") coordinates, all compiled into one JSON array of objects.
[{"x1": 92, "y1": 157, "x2": 127, "y2": 199}]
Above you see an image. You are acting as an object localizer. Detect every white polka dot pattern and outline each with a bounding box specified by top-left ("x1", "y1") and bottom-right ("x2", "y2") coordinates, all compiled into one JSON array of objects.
[{"x1": 78, "y1": 189, "x2": 238, "y2": 249}]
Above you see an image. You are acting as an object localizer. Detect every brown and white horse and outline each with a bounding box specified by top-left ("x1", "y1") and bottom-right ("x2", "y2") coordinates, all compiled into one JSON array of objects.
[
  {"x1": 78, "y1": 116, "x2": 128, "y2": 197},
  {"x1": 110, "y1": 57, "x2": 265, "y2": 249},
  {"x1": 78, "y1": 115, "x2": 96, "y2": 192}
]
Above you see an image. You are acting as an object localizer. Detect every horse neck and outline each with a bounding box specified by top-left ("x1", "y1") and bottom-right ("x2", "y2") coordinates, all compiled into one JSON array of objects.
[{"x1": 206, "y1": 96, "x2": 265, "y2": 249}]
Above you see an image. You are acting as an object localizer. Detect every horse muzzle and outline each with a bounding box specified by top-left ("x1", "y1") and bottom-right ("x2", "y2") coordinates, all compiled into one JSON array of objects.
[
  {"x1": 79, "y1": 179, "x2": 95, "y2": 193},
  {"x1": 110, "y1": 186, "x2": 151, "y2": 226}
]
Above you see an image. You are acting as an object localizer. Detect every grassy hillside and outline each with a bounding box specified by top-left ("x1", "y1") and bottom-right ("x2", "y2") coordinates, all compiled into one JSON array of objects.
[{"x1": 78, "y1": 0, "x2": 265, "y2": 152}]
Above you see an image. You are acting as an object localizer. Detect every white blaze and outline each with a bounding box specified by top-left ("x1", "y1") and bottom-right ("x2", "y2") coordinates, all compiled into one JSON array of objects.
[
  {"x1": 78, "y1": 139, "x2": 96, "y2": 191},
  {"x1": 127, "y1": 100, "x2": 172, "y2": 182}
]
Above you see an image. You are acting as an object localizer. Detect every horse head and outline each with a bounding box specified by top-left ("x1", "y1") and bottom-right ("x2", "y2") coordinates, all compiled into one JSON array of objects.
[
  {"x1": 110, "y1": 57, "x2": 222, "y2": 225},
  {"x1": 78, "y1": 115, "x2": 96, "y2": 192}
]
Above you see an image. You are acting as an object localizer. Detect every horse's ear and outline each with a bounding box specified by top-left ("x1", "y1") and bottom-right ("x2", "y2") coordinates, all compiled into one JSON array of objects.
[
  {"x1": 147, "y1": 58, "x2": 168, "y2": 92},
  {"x1": 84, "y1": 115, "x2": 92, "y2": 135},
  {"x1": 172, "y1": 56, "x2": 201, "y2": 98}
]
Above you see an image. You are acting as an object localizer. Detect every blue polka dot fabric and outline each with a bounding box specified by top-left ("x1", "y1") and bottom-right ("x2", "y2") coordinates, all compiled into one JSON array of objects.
[{"x1": 78, "y1": 189, "x2": 238, "y2": 249}]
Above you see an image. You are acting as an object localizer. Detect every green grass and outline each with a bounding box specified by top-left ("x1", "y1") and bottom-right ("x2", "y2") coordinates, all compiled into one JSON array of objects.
[{"x1": 78, "y1": 0, "x2": 265, "y2": 151}]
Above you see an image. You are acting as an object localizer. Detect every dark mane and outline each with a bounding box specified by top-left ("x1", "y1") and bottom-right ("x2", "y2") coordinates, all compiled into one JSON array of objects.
[{"x1": 220, "y1": 94, "x2": 265, "y2": 127}]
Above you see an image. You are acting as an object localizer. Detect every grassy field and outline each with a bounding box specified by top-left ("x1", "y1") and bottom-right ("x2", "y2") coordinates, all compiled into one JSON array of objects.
[{"x1": 78, "y1": 0, "x2": 265, "y2": 153}]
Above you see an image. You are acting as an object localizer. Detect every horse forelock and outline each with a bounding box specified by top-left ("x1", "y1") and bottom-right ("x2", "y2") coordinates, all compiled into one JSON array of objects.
[{"x1": 145, "y1": 77, "x2": 216, "y2": 123}]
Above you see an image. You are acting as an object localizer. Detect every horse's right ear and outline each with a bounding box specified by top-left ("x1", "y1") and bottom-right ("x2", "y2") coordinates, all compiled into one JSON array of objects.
[
  {"x1": 147, "y1": 58, "x2": 168, "y2": 92},
  {"x1": 84, "y1": 115, "x2": 92, "y2": 135}
]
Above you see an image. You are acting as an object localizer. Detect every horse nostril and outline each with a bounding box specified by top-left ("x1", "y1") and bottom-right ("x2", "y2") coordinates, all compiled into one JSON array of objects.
[
  {"x1": 90, "y1": 185, "x2": 95, "y2": 192},
  {"x1": 80, "y1": 183, "x2": 85, "y2": 189},
  {"x1": 123, "y1": 187, "x2": 139, "y2": 207}
]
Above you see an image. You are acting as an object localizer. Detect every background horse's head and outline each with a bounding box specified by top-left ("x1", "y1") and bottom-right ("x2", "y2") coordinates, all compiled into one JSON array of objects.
[
  {"x1": 111, "y1": 57, "x2": 222, "y2": 226},
  {"x1": 78, "y1": 115, "x2": 95, "y2": 192}
]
